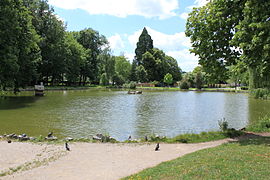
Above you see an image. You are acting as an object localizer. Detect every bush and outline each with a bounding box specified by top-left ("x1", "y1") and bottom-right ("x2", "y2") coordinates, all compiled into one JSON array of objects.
[
  {"x1": 218, "y1": 118, "x2": 243, "y2": 138},
  {"x1": 218, "y1": 118, "x2": 228, "y2": 131},
  {"x1": 180, "y1": 80, "x2": 190, "y2": 89},
  {"x1": 123, "y1": 81, "x2": 136, "y2": 89},
  {"x1": 99, "y1": 73, "x2": 109, "y2": 86},
  {"x1": 247, "y1": 116, "x2": 270, "y2": 132},
  {"x1": 251, "y1": 88, "x2": 270, "y2": 99}
]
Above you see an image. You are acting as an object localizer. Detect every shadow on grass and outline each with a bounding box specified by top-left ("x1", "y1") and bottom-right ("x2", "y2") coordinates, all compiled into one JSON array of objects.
[{"x1": 230, "y1": 132, "x2": 270, "y2": 146}]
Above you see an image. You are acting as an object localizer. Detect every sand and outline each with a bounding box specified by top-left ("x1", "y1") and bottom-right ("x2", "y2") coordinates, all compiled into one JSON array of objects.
[{"x1": 0, "y1": 139, "x2": 230, "y2": 180}]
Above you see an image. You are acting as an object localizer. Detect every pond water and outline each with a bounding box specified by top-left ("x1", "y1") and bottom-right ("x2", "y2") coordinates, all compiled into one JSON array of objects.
[{"x1": 0, "y1": 90, "x2": 269, "y2": 141}]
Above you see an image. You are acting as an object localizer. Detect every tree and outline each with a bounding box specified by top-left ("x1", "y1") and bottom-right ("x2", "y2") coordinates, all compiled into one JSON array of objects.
[
  {"x1": 98, "y1": 49, "x2": 115, "y2": 84},
  {"x1": 186, "y1": 0, "x2": 246, "y2": 84},
  {"x1": 0, "y1": 0, "x2": 40, "y2": 91},
  {"x1": 142, "y1": 51, "x2": 156, "y2": 81},
  {"x1": 164, "y1": 73, "x2": 173, "y2": 86},
  {"x1": 129, "y1": 60, "x2": 137, "y2": 82},
  {"x1": 141, "y1": 48, "x2": 182, "y2": 83},
  {"x1": 76, "y1": 28, "x2": 109, "y2": 84},
  {"x1": 136, "y1": 65, "x2": 148, "y2": 83},
  {"x1": 115, "y1": 56, "x2": 131, "y2": 83},
  {"x1": 27, "y1": 0, "x2": 67, "y2": 85},
  {"x1": 192, "y1": 66, "x2": 204, "y2": 89},
  {"x1": 99, "y1": 73, "x2": 109, "y2": 86},
  {"x1": 64, "y1": 33, "x2": 87, "y2": 85},
  {"x1": 135, "y1": 27, "x2": 153, "y2": 66},
  {"x1": 231, "y1": 0, "x2": 270, "y2": 89}
]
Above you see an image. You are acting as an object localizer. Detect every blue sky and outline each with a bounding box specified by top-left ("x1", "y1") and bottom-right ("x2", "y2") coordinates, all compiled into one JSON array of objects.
[{"x1": 48, "y1": 0, "x2": 209, "y2": 72}]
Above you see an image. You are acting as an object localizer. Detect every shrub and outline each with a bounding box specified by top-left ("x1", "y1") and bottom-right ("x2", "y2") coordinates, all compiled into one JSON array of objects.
[
  {"x1": 218, "y1": 118, "x2": 243, "y2": 138},
  {"x1": 218, "y1": 118, "x2": 228, "y2": 131},
  {"x1": 99, "y1": 73, "x2": 109, "y2": 86},
  {"x1": 180, "y1": 80, "x2": 189, "y2": 89},
  {"x1": 251, "y1": 88, "x2": 270, "y2": 99},
  {"x1": 247, "y1": 116, "x2": 270, "y2": 132},
  {"x1": 123, "y1": 81, "x2": 136, "y2": 89}
]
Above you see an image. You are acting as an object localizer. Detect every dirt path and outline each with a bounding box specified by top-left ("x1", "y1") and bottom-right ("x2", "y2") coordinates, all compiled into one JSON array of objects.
[{"x1": 0, "y1": 139, "x2": 230, "y2": 180}]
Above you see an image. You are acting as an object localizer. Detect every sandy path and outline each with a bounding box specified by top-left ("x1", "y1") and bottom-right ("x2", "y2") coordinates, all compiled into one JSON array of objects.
[{"x1": 0, "y1": 139, "x2": 229, "y2": 180}]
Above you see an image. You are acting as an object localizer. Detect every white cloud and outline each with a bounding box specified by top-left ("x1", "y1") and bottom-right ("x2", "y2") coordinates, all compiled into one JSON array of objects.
[
  {"x1": 194, "y1": 0, "x2": 210, "y2": 7},
  {"x1": 108, "y1": 34, "x2": 124, "y2": 50},
  {"x1": 188, "y1": 0, "x2": 210, "y2": 10},
  {"x1": 167, "y1": 49, "x2": 199, "y2": 72},
  {"x1": 48, "y1": 0, "x2": 179, "y2": 19},
  {"x1": 180, "y1": 12, "x2": 189, "y2": 20},
  {"x1": 128, "y1": 27, "x2": 191, "y2": 51},
  {"x1": 124, "y1": 53, "x2": 135, "y2": 62}
]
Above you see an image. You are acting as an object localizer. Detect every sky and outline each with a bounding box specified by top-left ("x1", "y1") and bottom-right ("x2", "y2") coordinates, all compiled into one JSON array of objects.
[{"x1": 48, "y1": 0, "x2": 209, "y2": 72}]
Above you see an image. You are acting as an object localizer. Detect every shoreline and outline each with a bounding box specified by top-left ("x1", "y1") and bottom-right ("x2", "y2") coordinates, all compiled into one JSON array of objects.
[{"x1": 1, "y1": 86, "x2": 249, "y2": 93}]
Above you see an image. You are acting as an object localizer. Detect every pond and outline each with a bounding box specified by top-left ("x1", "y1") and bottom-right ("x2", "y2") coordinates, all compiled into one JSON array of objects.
[{"x1": 0, "y1": 90, "x2": 269, "y2": 141}]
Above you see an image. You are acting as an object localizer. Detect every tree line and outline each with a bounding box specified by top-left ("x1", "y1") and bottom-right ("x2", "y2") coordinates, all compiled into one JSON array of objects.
[
  {"x1": 186, "y1": 0, "x2": 270, "y2": 89},
  {"x1": 0, "y1": 0, "x2": 183, "y2": 92}
]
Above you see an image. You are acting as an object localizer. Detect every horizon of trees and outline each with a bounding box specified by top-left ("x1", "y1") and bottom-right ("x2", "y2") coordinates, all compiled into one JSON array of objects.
[{"x1": 0, "y1": 0, "x2": 184, "y2": 92}]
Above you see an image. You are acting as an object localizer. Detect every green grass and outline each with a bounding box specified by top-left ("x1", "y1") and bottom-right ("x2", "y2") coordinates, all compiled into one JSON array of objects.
[
  {"x1": 144, "y1": 131, "x2": 228, "y2": 144},
  {"x1": 123, "y1": 136, "x2": 270, "y2": 180}
]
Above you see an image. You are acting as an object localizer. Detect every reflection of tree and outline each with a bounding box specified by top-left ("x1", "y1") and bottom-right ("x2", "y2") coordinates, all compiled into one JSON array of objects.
[
  {"x1": 248, "y1": 98, "x2": 270, "y2": 125},
  {"x1": 134, "y1": 92, "x2": 176, "y2": 138},
  {"x1": 222, "y1": 93, "x2": 249, "y2": 130}
]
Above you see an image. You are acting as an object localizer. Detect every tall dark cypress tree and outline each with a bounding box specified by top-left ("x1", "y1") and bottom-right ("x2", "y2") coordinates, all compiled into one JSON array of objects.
[{"x1": 135, "y1": 27, "x2": 153, "y2": 66}]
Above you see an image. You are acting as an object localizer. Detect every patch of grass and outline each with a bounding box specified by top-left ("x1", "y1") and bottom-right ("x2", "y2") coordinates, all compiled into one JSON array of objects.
[
  {"x1": 123, "y1": 136, "x2": 270, "y2": 180},
  {"x1": 142, "y1": 131, "x2": 228, "y2": 144},
  {"x1": 247, "y1": 116, "x2": 270, "y2": 132}
]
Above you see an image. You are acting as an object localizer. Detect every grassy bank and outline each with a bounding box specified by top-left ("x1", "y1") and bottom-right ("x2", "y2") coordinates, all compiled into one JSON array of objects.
[{"x1": 124, "y1": 135, "x2": 270, "y2": 180}]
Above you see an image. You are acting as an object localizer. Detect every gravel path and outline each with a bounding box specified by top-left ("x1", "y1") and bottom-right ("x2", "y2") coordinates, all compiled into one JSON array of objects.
[{"x1": 0, "y1": 139, "x2": 230, "y2": 180}]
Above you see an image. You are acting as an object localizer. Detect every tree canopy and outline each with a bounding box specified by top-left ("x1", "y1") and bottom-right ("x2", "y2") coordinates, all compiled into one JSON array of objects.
[{"x1": 186, "y1": 0, "x2": 270, "y2": 89}]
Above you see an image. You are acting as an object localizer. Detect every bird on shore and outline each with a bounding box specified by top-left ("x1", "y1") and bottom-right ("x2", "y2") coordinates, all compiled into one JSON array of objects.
[
  {"x1": 7, "y1": 140, "x2": 11, "y2": 143},
  {"x1": 128, "y1": 135, "x2": 132, "y2": 141},
  {"x1": 65, "y1": 142, "x2": 70, "y2": 151},
  {"x1": 155, "y1": 143, "x2": 160, "y2": 151},
  {"x1": 48, "y1": 132, "x2": 53, "y2": 137}
]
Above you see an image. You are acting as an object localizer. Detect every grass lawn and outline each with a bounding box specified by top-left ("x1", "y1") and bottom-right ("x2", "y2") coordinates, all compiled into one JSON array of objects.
[{"x1": 123, "y1": 136, "x2": 270, "y2": 180}]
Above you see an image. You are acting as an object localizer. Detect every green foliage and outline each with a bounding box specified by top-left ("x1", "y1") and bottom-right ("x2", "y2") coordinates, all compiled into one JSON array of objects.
[
  {"x1": 64, "y1": 33, "x2": 87, "y2": 85},
  {"x1": 99, "y1": 73, "x2": 109, "y2": 86},
  {"x1": 232, "y1": 0, "x2": 270, "y2": 89},
  {"x1": 0, "y1": 0, "x2": 41, "y2": 90},
  {"x1": 186, "y1": 0, "x2": 243, "y2": 84},
  {"x1": 218, "y1": 118, "x2": 243, "y2": 138},
  {"x1": 136, "y1": 65, "x2": 148, "y2": 83},
  {"x1": 179, "y1": 79, "x2": 190, "y2": 89},
  {"x1": 115, "y1": 56, "x2": 131, "y2": 83},
  {"x1": 123, "y1": 81, "x2": 136, "y2": 89},
  {"x1": 247, "y1": 116, "x2": 270, "y2": 132},
  {"x1": 218, "y1": 118, "x2": 228, "y2": 131},
  {"x1": 163, "y1": 73, "x2": 173, "y2": 85},
  {"x1": 129, "y1": 60, "x2": 137, "y2": 82},
  {"x1": 76, "y1": 28, "x2": 109, "y2": 83},
  {"x1": 187, "y1": 0, "x2": 270, "y2": 89},
  {"x1": 98, "y1": 49, "x2": 115, "y2": 84},
  {"x1": 135, "y1": 27, "x2": 153, "y2": 65},
  {"x1": 251, "y1": 88, "x2": 270, "y2": 99}
]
